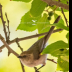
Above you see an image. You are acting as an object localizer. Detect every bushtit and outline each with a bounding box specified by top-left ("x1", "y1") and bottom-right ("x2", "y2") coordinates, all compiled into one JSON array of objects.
[{"x1": 18, "y1": 16, "x2": 61, "y2": 67}]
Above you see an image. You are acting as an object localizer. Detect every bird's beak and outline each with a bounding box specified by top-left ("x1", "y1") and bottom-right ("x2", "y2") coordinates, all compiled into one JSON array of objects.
[{"x1": 18, "y1": 56, "x2": 22, "y2": 58}]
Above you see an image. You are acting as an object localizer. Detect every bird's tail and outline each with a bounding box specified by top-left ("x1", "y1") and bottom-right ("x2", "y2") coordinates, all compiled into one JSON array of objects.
[{"x1": 44, "y1": 16, "x2": 61, "y2": 44}]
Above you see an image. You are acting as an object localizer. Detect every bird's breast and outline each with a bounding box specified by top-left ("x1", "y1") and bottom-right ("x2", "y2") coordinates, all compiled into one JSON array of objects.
[{"x1": 20, "y1": 54, "x2": 48, "y2": 67}]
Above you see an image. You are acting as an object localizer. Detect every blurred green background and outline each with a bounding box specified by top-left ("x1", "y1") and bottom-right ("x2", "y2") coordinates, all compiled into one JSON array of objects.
[{"x1": 0, "y1": 0, "x2": 69, "y2": 72}]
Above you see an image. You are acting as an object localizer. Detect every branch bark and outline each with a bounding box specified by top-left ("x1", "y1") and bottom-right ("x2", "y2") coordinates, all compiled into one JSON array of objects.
[
  {"x1": 0, "y1": 34, "x2": 25, "y2": 72},
  {"x1": 16, "y1": 38, "x2": 23, "y2": 52},
  {"x1": 0, "y1": 4, "x2": 8, "y2": 41},
  {"x1": 0, "y1": 34, "x2": 19, "y2": 57},
  {"x1": 58, "y1": 0, "x2": 69, "y2": 27},
  {"x1": 47, "y1": 58, "x2": 57, "y2": 64},
  {"x1": 0, "y1": 29, "x2": 63, "y2": 50},
  {"x1": 5, "y1": 12, "x2": 10, "y2": 41},
  {"x1": 42, "y1": 0, "x2": 69, "y2": 11},
  {"x1": 61, "y1": 8, "x2": 69, "y2": 27},
  {"x1": 20, "y1": 61, "x2": 25, "y2": 72}
]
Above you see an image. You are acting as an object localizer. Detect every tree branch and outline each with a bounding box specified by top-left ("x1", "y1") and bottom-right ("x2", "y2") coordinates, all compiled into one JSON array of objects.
[
  {"x1": 16, "y1": 38, "x2": 23, "y2": 52},
  {"x1": 0, "y1": 34, "x2": 19, "y2": 57},
  {"x1": 47, "y1": 58, "x2": 57, "y2": 64},
  {"x1": 5, "y1": 12, "x2": 10, "y2": 41},
  {"x1": 20, "y1": 61, "x2": 25, "y2": 72},
  {"x1": 0, "y1": 4, "x2": 8, "y2": 41},
  {"x1": 42, "y1": 0, "x2": 69, "y2": 11},
  {"x1": 61, "y1": 8, "x2": 69, "y2": 27},
  {"x1": 0, "y1": 49, "x2": 2, "y2": 52},
  {"x1": 58, "y1": 0, "x2": 69, "y2": 27},
  {"x1": 0, "y1": 34, "x2": 25, "y2": 72},
  {"x1": 16, "y1": 38, "x2": 25, "y2": 72},
  {"x1": 0, "y1": 29, "x2": 63, "y2": 50}
]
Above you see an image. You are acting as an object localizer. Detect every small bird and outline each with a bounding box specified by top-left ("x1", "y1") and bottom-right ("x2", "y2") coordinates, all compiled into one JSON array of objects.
[
  {"x1": 18, "y1": 38, "x2": 48, "y2": 67},
  {"x1": 18, "y1": 28, "x2": 53, "y2": 67},
  {"x1": 18, "y1": 16, "x2": 61, "y2": 67}
]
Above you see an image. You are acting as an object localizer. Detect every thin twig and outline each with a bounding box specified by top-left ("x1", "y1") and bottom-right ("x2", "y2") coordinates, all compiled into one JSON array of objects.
[
  {"x1": 0, "y1": 4, "x2": 25, "y2": 72},
  {"x1": 5, "y1": 12, "x2": 10, "y2": 41},
  {"x1": 58, "y1": 0, "x2": 69, "y2": 27},
  {"x1": 20, "y1": 61, "x2": 25, "y2": 72},
  {"x1": 0, "y1": 4, "x2": 8, "y2": 41},
  {"x1": 67, "y1": 1, "x2": 69, "y2": 4},
  {"x1": 34, "y1": 67, "x2": 40, "y2": 72},
  {"x1": 0, "y1": 34, "x2": 19, "y2": 57},
  {"x1": 61, "y1": 8, "x2": 69, "y2": 27},
  {"x1": 34, "y1": 58, "x2": 57, "y2": 72},
  {"x1": 47, "y1": 58, "x2": 57, "y2": 64},
  {"x1": 37, "y1": 65, "x2": 44, "y2": 71},
  {"x1": 0, "y1": 29, "x2": 63, "y2": 50},
  {"x1": 0, "y1": 49, "x2": 2, "y2": 52},
  {"x1": 16, "y1": 38, "x2": 23, "y2": 52}
]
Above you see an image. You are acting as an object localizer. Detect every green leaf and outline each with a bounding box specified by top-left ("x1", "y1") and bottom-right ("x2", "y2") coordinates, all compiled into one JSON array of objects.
[
  {"x1": 53, "y1": 23, "x2": 69, "y2": 31},
  {"x1": 60, "y1": 0, "x2": 69, "y2": 5},
  {"x1": 50, "y1": 5, "x2": 68, "y2": 12},
  {"x1": 66, "y1": 32, "x2": 69, "y2": 43},
  {"x1": 51, "y1": 49, "x2": 69, "y2": 57},
  {"x1": 57, "y1": 56, "x2": 69, "y2": 71},
  {"x1": 47, "y1": 13, "x2": 69, "y2": 31},
  {"x1": 44, "y1": 23, "x2": 69, "y2": 31},
  {"x1": 17, "y1": 11, "x2": 41, "y2": 31},
  {"x1": 37, "y1": 13, "x2": 50, "y2": 39},
  {"x1": 60, "y1": 55, "x2": 69, "y2": 62},
  {"x1": 30, "y1": 0, "x2": 47, "y2": 17},
  {"x1": 54, "y1": 13, "x2": 69, "y2": 31},
  {"x1": 42, "y1": 41, "x2": 69, "y2": 56},
  {"x1": 12, "y1": 0, "x2": 31, "y2": 3},
  {"x1": 37, "y1": 13, "x2": 50, "y2": 33}
]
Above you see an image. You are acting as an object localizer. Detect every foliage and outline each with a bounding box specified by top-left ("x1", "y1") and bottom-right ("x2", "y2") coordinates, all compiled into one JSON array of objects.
[
  {"x1": 12, "y1": 0, "x2": 32, "y2": 2},
  {"x1": 12, "y1": 0, "x2": 69, "y2": 71}
]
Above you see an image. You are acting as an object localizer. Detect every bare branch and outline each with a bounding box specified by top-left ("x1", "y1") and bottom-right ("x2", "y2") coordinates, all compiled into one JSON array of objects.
[
  {"x1": 20, "y1": 61, "x2": 25, "y2": 72},
  {"x1": 0, "y1": 34, "x2": 25, "y2": 72},
  {"x1": 34, "y1": 67, "x2": 40, "y2": 72},
  {"x1": 0, "y1": 4, "x2": 8, "y2": 41},
  {"x1": 0, "y1": 34, "x2": 19, "y2": 57},
  {"x1": 16, "y1": 38, "x2": 23, "y2": 52},
  {"x1": 0, "y1": 29, "x2": 63, "y2": 50},
  {"x1": 5, "y1": 12, "x2": 10, "y2": 41},
  {"x1": 58, "y1": 0, "x2": 69, "y2": 27},
  {"x1": 47, "y1": 58, "x2": 57, "y2": 64},
  {"x1": 61, "y1": 8, "x2": 69, "y2": 27},
  {"x1": 42, "y1": 0, "x2": 69, "y2": 11},
  {"x1": 0, "y1": 49, "x2": 2, "y2": 52}
]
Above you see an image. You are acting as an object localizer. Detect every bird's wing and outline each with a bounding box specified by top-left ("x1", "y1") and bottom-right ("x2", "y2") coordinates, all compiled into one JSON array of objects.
[{"x1": 27, "y1": 38, "x2": 47, "y2": 60}]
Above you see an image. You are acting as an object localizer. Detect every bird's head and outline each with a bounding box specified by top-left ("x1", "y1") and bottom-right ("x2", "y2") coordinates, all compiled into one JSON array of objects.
[{"x1": 18, "y1": 51, "x2": 33, "y2": 61}]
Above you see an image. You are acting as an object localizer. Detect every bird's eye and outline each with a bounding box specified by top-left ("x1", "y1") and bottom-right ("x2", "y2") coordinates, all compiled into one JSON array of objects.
[{"x1": 23, "y1": 55, "x2": 26, "y2": 58}]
